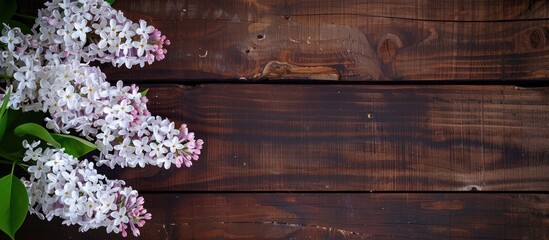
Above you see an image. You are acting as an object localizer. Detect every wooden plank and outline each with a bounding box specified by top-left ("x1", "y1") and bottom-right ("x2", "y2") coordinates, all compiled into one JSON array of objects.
[
  {"x1": 77, "y1": 0, "x2": 549, "y2": 81},
  {"x1": 18, "y1": 193, "x2": 549, "y2": 240},
  {"x1": 116, "y1": 0, "x2": 549, "y2": 22},
  {"x1": 18, "y1": 0, "x2": 549, "y2": 81},
  {"x1": 106, "y1": 84, "x2": 549, "y2": 191}
]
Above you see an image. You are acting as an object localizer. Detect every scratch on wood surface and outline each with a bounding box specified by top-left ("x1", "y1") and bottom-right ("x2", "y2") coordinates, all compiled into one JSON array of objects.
[
  {"x1": 421, "y1": 200, "x2": 464, "y2": 211},
  {"x1": 160, "y1": 223, "x2": 180, "y2": 240},
  {"x1": 162, "y1": 224, "x2": 169, "y2": 240},
  {"x1": 213, "y1": 221, "x2": 371, "y2": 238},
  {"x1": 198, "y1": 50, "x2": 208, "y2": 58}
]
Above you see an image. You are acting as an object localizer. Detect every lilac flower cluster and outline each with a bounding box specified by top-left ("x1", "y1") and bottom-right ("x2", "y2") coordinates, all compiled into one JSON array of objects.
[
  {"x1": 22, "y1": 140, "x2": 150, "y2": 237},
  {"x1": 35, "y1": 62, "x2": 204, "y2": 169},
  {"x1": 0, "y1": 0, "x2": 201, "y2": 237},
  {"x1": 37, "y1": 0, "x2": 170, "y2": 68},
  {"x1": 0, "y1": 12, "x2": 202, "y2": 172}
]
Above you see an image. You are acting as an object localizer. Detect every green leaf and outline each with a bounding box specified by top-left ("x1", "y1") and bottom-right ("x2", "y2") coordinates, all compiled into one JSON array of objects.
[
  {"x1": 14, "y1": 123, "x2": 61, "y2": 148},
  {"x1": 140, "y1": 88, "x2": 149, "y2": 97},
  {"x1": 105, "y1": 0, "x2": 115, "y2": 5},
  {"x1": 0, "y1": 87, "x2": 12, "y2": 142},
  {"x1": 7, "y1": 20, "x2": 31, "y2": 35},
  {"x1": 0, "y1": 149, "x2": 21, "y2": 163},
  {"x1": 0, "y1": 0, "x2": 17, "y2": 25},
  {"x1": 0, "y1": 110, "x2": 44, "y2": 153},
  {"x1": 0, "y1": 88, "x2": 10, "y2": 118},
  {"x1": 51, "y1": 134, "x2": 97, "y2": 158},
  {"x1": 0, "y1": 174, "x2": 29, "y2": 240}
]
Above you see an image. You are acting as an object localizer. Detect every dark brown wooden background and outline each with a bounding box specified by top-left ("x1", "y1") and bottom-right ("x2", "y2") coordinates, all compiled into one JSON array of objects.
[{"x1": 15, "y1": 0, "x2": 549, "y2": 239}]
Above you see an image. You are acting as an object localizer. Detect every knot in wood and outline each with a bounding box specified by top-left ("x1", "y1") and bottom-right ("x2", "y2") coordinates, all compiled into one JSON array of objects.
[
  {"x1": 377, "y1": 33, "x2": 404, "y2": 64},
  {"x1": 527, "y1": 27, "x2": 548, "y2": 50}
]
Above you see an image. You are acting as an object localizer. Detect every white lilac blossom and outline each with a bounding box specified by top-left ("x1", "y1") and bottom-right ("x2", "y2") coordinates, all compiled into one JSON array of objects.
[
  {"x1": 38, "y1": 63, "x2": 203, "y2": 169},
  {"x1": 0, "y1": 29, "x2": 22, "y2": 52},
  {"x1": 0, "y1": 26, "x2": 202, "y2": 170},
  {"x1": 0, "y1": 0, "x2": 202, "y2": 237},
  {"x1": 21, "y1": 140, "x2": 150, "y2": 237},
  {"x1": 36, "y1": 0, "x2": 170, "y2": 68}
]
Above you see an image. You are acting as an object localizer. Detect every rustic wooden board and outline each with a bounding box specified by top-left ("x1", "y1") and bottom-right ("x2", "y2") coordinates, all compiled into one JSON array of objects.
[
  {"x1": 18, "y1": 193, "x2": 549, "y2": 240},
  {"x1": 11, "y1": 2, "x2": 549, "y2": 240},
  {"x1": 104, "y1": 84, "x2": 549, "y2": 191},
  {"x1": 78, "y1": 0, "x2": 549, "y2": 81}
]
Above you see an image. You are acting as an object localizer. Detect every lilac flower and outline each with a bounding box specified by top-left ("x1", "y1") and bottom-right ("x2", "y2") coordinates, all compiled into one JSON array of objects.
[
  {"x1": 1, "y1": 3, "x2": 203, "y2": 171},
  {"x1": 0, "y1": 0, "x2": 203, "y2": 237},
  {"x1": 22, "y1": 141, "x2": 151, "y2": 237},
  {"x1": 132, "y1": 38, "x2": 151, "y2": 57},
  {"x1": 135, "y1": 20, "x2": 154, "y2": 37},
  {"x1": 71, "y1": 19, "x2": 92, "y2": 42},
  {"x1": 0, "y1": 27, "x2": 22, "y2": 51},
  {"x1": 35, "y1": 0, "x2": 171, "y2": 68}
]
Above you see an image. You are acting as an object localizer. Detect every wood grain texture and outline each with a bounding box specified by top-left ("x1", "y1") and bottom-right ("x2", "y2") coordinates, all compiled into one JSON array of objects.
[
  {"x1": 11, "y1": 2, "x2": 549, "y2": 239},
  {"x1": 18, "y1": 193, "x2": 549, "y2": 240},
  {"x1": 83, "y1": 0, "x2": 549, "y2": 81},
  {"x1": 105, "y1": 84, "x2": 549, "y2": 191}
]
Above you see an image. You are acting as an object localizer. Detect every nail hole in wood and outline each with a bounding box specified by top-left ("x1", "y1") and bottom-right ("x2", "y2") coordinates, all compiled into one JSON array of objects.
[{"x1": 466, "y1": 185, "x2": 480, "y2": 191}]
